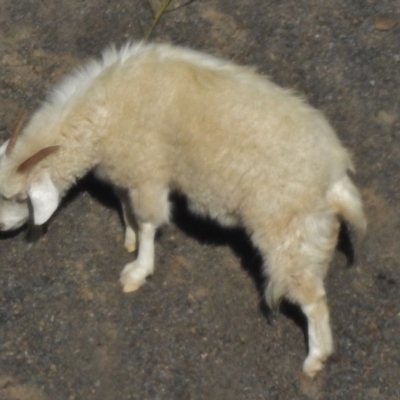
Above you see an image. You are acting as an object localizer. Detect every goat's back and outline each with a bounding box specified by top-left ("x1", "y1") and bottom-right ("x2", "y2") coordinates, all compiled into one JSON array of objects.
[{"x1": 98, "y1": 45, "x2": 352, "y2": 221}]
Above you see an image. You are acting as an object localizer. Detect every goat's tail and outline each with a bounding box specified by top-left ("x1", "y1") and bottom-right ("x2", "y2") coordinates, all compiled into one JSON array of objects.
[{"x1": 327, "y1": 174, "x2": 367, "y2": 237}]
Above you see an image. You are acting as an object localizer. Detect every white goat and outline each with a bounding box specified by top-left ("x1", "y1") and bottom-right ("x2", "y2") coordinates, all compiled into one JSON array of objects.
[{"x1": 0, "y1": 42, "x2": 366, "y2": 377}]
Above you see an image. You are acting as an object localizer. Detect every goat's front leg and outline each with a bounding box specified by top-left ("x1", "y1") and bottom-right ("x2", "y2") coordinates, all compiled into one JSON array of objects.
[
  {"x1": 119, "y1": 184, "x2": 169, "y2": 293},
  {"x1": 120, "y1": 196, "x2": 137, "y2": 253},
  {"x1": 114, "y1": 187, "x2": 137, "y2": 253},
  {"x1": 120, "y1": 221, "x2": 156, "y2": 292}
]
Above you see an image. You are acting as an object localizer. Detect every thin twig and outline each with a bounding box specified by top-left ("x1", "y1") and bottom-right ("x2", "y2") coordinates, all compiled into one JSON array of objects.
[
  {"x1": 145, "y1": 0, "x2": 155, "y2": 16},
  {"x1": 165, "y1": 0, "x2": 196, "y2": 13},
  {"x1": 134, "y1": 0, "x2": 146, "y2": 37},
  {"x1": 143, "y1": 0, "x2": 172, "y2": 41}
]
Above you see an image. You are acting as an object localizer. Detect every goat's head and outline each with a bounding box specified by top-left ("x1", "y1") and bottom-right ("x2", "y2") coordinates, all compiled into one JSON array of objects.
[{"x1": 0, "y1": 115, "x2": 60, "y2": 230}]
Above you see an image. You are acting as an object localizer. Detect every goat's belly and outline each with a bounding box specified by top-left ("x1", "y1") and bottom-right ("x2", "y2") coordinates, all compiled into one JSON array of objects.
[{"x1": 186, "y1": 198, "x2": 240, "y2": 227}]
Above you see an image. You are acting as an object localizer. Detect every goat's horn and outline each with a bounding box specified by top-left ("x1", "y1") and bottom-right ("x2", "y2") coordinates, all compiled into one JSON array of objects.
[
  {"x1": 6, "y1": 112, "x2": 29, "y2": 156},
  {"x1": 17, "y1": 145, "x2": 60, "y2": 174}
]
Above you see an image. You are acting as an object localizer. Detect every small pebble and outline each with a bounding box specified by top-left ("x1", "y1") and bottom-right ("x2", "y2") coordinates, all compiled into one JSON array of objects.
[{"x1": 374, "y1": 17, "x2": 398, "y2": 31}]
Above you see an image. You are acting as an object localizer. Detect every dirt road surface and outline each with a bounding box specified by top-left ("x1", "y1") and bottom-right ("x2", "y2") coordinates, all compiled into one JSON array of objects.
[{"x1": 0, "y1": 1, "x2": 399, "y2": 399}]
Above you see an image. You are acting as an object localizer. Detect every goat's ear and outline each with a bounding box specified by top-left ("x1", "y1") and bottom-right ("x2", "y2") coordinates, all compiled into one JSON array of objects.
[
  {"x1": 17, "y1": 146, "x2": 60, "y2": 174},
  {"x1": 28, "y1": 171, "x2": 59, "y2": 225}
]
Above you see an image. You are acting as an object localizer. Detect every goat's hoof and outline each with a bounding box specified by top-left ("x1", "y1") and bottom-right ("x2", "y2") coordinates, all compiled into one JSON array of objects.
[
  {"x1": 121, "y1": 281, "x2": 143, "y2": 293},
  {"x1": 124, "y1": 229, "x2": 137, "y2": 253},
  {"x1": 303, "y1": 353, "x2": 328, "y2": 378},
  {"x1": 120, "y1": 270, "x2": 145, "y2": 293},
  {"x1": 124, "y1": 241, "x2": 137, "y2": 253},
  {"x1": 120, "y1": 262, "x2": 150, "y2": 293}
]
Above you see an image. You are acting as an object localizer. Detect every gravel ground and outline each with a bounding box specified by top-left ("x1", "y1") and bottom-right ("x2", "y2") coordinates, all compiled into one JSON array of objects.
[{"x1": 0, "y1": 1, "x2": 399, "y2": 399}]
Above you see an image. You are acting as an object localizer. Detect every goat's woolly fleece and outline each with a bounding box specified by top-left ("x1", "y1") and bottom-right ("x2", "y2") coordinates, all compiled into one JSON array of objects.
[
  {"x1": 0, "y1": 42, "x2": 366, "y2": 377},
  {"x1": 49, "y1": 43, "x2": 256, "y2": 115}
]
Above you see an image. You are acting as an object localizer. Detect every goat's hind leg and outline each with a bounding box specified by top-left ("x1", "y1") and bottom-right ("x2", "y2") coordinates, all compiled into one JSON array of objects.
[
  {"x1": 301, "y1": 290, "x2": 333, "y2": 377},
  {"x1": 265, "y1": 213, "x2": 339, "y2": 377},
  {"x1": 268, "y1": 263, "x2": 333, "y2": 377}
]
